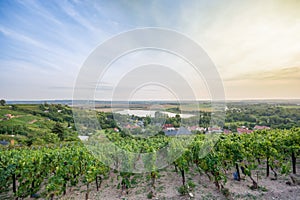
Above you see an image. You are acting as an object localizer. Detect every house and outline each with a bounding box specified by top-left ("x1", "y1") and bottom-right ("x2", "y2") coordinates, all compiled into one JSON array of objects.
[
  {"x1": 188, "y1": 126, "x2": 205, "y2": 132},
  {"x1": 237, "y1": 127, "x2": 253, "y2": 134},
  {"x1": 78, "y1": 136, "x2": 89, "y2": 141},
  {"x1": 162, "y1": 124, "x2": 175, "y2": 131},
  {"x1": 0, "y1": 140, "x2": 9, "y2": 146},
  {"x1": 223, "y1": 129, "x2": 232, "y2": 134},
  {"x1": 208, "y1": 127, "x2": 222, "y2": 133},
  {"x1": 164, "y1": 127, "x2": 191, "y2": 136},
  {"x1": 254, "y1": 125, "x2": 270, "y2": 130},
  {"x1": 136, "y1": 121, "x2": 144, "y2": 127}
]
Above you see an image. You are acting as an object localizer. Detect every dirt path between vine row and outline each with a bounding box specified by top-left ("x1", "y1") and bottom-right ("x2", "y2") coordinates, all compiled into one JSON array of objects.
[{"x1": 60, "y1": 164, "x2": 300, "y2": 200}]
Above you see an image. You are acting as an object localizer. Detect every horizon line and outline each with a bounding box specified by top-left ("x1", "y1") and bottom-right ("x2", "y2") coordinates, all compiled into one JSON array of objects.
[{"x1": 4, "y1": 98, "x2": 300, "y2": 102}]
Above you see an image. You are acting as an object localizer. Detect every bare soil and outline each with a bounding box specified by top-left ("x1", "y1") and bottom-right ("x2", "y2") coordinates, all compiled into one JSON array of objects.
[{"x1": 60, "y1": 165, "x2": 300, "y2": 200}]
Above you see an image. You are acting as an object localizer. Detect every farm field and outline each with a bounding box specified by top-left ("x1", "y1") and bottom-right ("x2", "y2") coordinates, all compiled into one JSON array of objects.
[{"x1": 0, "y1": 102, "x2": 300, "y2": 200}]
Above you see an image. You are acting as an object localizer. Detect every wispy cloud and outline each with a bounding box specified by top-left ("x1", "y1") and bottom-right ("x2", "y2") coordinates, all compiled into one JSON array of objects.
[
  {"x1": 0, "y1": 26, "x2": 47, "y2": 49},
  {"x1": 225, "y1": 66, "x2": 300, "y2": 81}
]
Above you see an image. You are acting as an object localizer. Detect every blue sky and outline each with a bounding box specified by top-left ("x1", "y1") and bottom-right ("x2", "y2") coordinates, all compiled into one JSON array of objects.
[{"x1": 1, "y1": 0, "x2": 300, "y2": 100}]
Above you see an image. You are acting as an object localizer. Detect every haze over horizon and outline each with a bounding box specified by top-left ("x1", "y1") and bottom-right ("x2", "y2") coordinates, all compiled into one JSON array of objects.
[{"x1": 1, "y1": 0, "x2": 300, "y2": 100}]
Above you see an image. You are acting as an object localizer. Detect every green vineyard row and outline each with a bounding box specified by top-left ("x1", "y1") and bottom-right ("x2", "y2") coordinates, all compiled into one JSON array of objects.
[{"x1": 0, "y1": 128, "x2": 299, "y2": 199}]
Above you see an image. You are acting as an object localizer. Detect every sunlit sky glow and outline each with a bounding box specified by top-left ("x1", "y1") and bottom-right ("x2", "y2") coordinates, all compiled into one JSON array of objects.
[{"x1": 0, "y1": 0, "x2": 299, "y2": 100}]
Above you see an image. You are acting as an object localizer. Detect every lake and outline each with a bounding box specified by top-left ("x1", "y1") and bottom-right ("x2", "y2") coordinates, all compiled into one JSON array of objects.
[{"x1": 115, "y1": 109, "x2": 194, "y2": 118}]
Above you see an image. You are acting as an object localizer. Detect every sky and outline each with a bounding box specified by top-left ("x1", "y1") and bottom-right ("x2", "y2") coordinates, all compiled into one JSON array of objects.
[{"x1": 0, "y1": 0, "x2": 299, "y2": 100}]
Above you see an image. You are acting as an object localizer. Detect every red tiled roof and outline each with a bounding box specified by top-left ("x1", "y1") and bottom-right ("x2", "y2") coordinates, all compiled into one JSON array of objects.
[
  {"x1": 237, "y1": 127, "x2": 253, "y2": 134},
  {"x1": 163, "y1": 124, "x2": 174, "y2": 128}
]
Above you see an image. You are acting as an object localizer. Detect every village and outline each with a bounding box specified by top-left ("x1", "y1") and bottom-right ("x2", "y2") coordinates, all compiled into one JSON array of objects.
[{"x1": 109, "y1": 116, "x2": 271, "y2": 136}]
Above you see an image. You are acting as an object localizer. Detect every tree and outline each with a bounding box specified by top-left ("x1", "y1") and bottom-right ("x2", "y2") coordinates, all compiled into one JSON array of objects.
[
  {"x1": 11, "y1": 105, "x2": 17, "y2": 110},
  {"x1": 52, "y1": 122, "x2": 65, "y2": 141},
  {"x1": 0, "y1": 99, "x2": 6, "y2": 106},
  {"x1": 43, "y1": 132, "x2": 59, "y2": 143}
]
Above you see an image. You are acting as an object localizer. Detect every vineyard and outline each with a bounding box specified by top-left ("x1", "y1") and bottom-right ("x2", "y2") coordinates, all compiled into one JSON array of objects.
[{"x1": 1, "y1": 128, "x2": 299, "y2": 199}]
